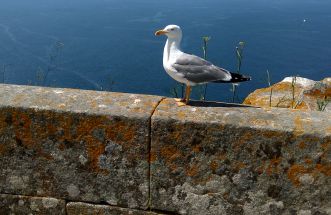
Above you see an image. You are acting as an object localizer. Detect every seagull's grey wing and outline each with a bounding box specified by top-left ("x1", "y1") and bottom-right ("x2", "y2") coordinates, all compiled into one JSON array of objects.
[{"x1": 172, "y1": 53, "x2": 231, "y2": 83}]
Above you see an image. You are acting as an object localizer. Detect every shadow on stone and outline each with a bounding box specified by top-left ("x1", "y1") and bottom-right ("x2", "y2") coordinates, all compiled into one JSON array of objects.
[{"x1": 187, "y1": 100, "x2": 259, "y2": 108}]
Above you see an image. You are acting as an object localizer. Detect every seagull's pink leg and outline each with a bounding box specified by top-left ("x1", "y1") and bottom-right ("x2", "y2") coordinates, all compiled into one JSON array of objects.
[
  {"x1": 175, "y1": 85, "x2": 190, "y2": 106},
  {"x1": 185, "y1": 86, "x2": 191, "y2": 105}
]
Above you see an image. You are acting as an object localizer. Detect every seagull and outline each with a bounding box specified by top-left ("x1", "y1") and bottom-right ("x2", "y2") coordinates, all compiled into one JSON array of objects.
[{"x1": 155, "y1": 24, "x2": 251, "y2": 105}]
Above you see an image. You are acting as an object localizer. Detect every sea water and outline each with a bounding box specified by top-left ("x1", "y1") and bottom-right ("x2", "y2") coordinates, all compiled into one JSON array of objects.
[{"x1": 0, "y1": 0, "x2": 330, "y2": 101}]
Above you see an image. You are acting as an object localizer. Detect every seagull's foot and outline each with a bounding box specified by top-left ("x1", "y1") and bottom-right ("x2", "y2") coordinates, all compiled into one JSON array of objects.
[{"x1": 174, "y1": 98, "x2": 187, "y2": 107}]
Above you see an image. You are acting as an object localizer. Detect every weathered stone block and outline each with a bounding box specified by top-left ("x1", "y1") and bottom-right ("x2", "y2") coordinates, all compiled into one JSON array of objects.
[
  {"x1": 67, "y1": 202, "x2": 166, "y2": 215},
  {"x1": 0, "y1": 84, "x2": 163, "y2": 209},
  {"x1": 151, "y1": 99, "x2": 331, "y2": 215},
  {"x1": 0, "y1": 194, "x2": 65, "y2": 214},
  {"x1": 243, "y1": 76, "x2": 331, "y2": 111}
]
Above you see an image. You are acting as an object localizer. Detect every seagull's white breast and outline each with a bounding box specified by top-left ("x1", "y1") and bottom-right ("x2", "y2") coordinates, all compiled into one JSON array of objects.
[{"x1": 162, "y1": 39, "x2": 192, "y2": 85}]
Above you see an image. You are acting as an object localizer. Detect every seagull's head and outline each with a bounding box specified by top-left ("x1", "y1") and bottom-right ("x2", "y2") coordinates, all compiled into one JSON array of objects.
[{"x1": 155, "y1": 25, "x2": 182, "y2": 39}]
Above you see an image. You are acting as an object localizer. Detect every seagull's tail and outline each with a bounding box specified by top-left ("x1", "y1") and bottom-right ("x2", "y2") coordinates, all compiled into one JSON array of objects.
[{"x1": 213, "y1": 72, "x2": 251, "y2": 83}]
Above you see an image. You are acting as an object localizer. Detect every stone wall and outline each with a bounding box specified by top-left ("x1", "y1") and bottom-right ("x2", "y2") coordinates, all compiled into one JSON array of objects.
[{"x1": 0, "y1": 84, "x2": 330, "y2": 215}]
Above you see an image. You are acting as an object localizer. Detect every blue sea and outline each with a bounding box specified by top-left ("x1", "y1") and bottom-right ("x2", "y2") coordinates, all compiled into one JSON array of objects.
[{"x1": 0, "y1": 0, "x2": 330, "y2": 101}]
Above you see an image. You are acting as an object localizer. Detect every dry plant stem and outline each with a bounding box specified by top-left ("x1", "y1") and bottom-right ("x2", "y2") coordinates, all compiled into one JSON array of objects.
[
  {"x1": 232, "y1": 84, "x2": 237, "y2": 103},
  {"x1": 1, "y1": 64, "x2": 10, "y2": 83},
  {"x1": 170, "y1": 84, "x2": 184, "y2": 99},
  {"x1": 203, "y1": 84, "x2": 208, "y2": 102},
  {"x1": 231, "y1": 42, "x2": 245, "y2": 103},
  {"x1": 317, "y1": 96, "x2": 330, "y2": 111},
  {"x1": 202, "y1": 36, "x2": 210, "y2": 101},
  {"x1": 276, "y1": 95, "x2": 288, "y2": 107},
  {"x1": 291, "y1": 76, "x2": 297, "y2": 109},
  {"x1": 266, "y1": 70, "x2": 272, "y2": 107},
  {"x1": 269, "y1": 88, "x2": 273, "y2": 107},
  {"x1": 172, "y1": 87, "x2": 178, "y2": 98},
  {"x1": 293, "y1": 90, "x2": 304, "y2": 109},
  {"x1": 42, "y1": 41, "x2": 64, "y2": 86}
]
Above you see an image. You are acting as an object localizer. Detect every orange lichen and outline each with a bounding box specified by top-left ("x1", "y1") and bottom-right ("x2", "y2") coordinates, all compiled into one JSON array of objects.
[
  {"x1": 89, "y1": 100, "x2": 98, "y2": 109},
  {"x1": 305, "y1": 88, "x2": 331, "y2": 98},
  {"x1": 287, "y1": 164, "x2": 308, "y2": 186},
  {"x1": 176, "y1": 111, "x2": 187, "y2": 120},
  {"x1": 316, "y1": 164, "x2": 331, "y2": 176},
  {"x1": 232, "y1": 161, "x2": 246, "y2": 172},
  {"x1": 209, "y1": 160, "x2": 219, "y2": 172},
  {"x1": 243, "y1": 82, "x2": 301, "y2": 107},
  {"x1": 149, "y1": 152, "x2": 157, "y2": 163},
  {"x1": 76, "y1": 118, "x2": 103, "y2": 138},
  {"x1": 159, "y1": 145, "x2": 182, "y2": 172},
  {"x1": 85, "y1": 136, "x2": 108, "y2": 174},
  {"x1": 221, "y1": 193, "x2": 229, "y2": 201},
  {"x1": 0, "y1": 114, "x2": 6, "y2": 134},
  {"x1": 192, "y1": 145, "x2": 201, "y2": 153},
  {"x1": 0, "y1": 144, "x2": 6, "y2": 155},
  {"x1": 2, "y1": 108, "x2": 141, "y2": 174},
  {"x1": 217, "y1": 153, "x2": 227, "y2": 161},
  {"x1": 46, "y1": 122, "x2": 57, "y2": 136},
  {"x1": 321, "y1": 139, "x2": 331, "y2": 151},
  {"x1": 232, "y1": 132, "x2": 253, "y2": 151},
  {"x1": 62, "y1": 116, "x2": 73, "y2": 141},
  {"x1": 186, "y1": 164, "x2": 199, "y2": 177},
  {"x1": 295, "y1": 101, "x2": 308, "y2": 110},
  {"x1": 169, "y1": 125, "x2": 184, "y2": 141},
  {"x1": 261, "y1": 130, "x2": 282, "y2": 138},
  {"x1": 298, "y1": 141, "x2": 306, "y2": 149},
  {"x1": 304, "y1": 158, "x2": 313, "y2": 164},
  {"x1": 5, "y1": 110, "x2": 65, "y2": 160},
  {"x1": 12, "y1": 111, "x2": 34, "y2": 147},
  {"x1": 168, "y1": 163, "x2": 178, "y2": 172},
  {"x1": 287, "y1": 162, "x2": 331, "y2": 187},
  {"x1": 244, "y1": 80, "x2": 330, "y2": 110},
  {"x1": 251, "y1": 119, "x2": 273, "y2": 127},
  {"x1": 273, "y1": 82, "x2": 301, "y2": 92},
  {"x1": 105, "y1": 121, "x2": 135, "y2": 143},
  {"x1": 160, "y1": 145, "x2": 181, "y2": 162},
  {"x1": 118, "y1": 125, "x2": 135, "y2": 142},
  {"x1": 38, "y1": 149, "x2": 54, "y2": 160},
  {"x1": 266, "y1": 157, "x2": 282, "y2": 176},
  {"x1": 58, "y1": 143, "x2": 65, "y2": 151},
  {"x1": 293, "y1": 116, "x2": 305, "y2": 136}
]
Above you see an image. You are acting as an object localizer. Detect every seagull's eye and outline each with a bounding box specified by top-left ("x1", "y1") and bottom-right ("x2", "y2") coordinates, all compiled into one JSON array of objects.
[{"x1": 170, "y1": 28, "x2": 175, "y2": 31}]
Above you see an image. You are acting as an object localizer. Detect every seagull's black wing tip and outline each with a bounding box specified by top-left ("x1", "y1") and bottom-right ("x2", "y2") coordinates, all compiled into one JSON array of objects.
[
  {"x1": 231, "y1": 72, "x2": 251, "y2": 82},
  {"x1": 213, "y1": 72, "x2": 252, "y2": 83}
]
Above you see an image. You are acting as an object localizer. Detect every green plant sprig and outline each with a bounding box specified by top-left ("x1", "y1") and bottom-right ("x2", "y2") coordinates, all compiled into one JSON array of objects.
[{"x1": 201, "y1": 36, "x2": 211, "y2": 101}]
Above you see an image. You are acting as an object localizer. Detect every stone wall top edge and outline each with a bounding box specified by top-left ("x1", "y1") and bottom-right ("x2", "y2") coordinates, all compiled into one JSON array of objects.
[
  {"x1": 0, "y1": 84, "x2": 163, "y2": 118},
  {"x1": 1, "y1": 84, "x2": 330, "y2": 138},
  {"x1": 152, "y1": 98, "x2": 331, "y2": 138}
]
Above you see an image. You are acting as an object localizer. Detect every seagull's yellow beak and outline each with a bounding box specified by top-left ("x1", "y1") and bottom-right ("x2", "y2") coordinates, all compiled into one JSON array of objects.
[{"x1": 155, "y1": 29, "x2": 168, "y2": 36}]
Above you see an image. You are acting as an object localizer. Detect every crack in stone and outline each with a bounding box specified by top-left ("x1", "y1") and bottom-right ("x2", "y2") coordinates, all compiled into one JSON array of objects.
[{"x1": 147, "y1": 97, "x2": 165, "y2": 210}]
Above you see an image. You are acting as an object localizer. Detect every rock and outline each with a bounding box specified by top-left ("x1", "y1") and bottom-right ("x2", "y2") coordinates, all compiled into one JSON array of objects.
[
  {"x1": 322, "y1": 77, "x2": 331, "y2": 86},
  {"x1": 0, "y1": 194, "x2": 65, "y2": 215},
  {"x1": 150, "y1": 98, "x2": 331, "y2": 214},
  {"x1": 0, "y1": 84, "x2": 163, "y2": 209},
  {"x1": 66, "y1": 202, "x2": 165, "y2": 215},
  {"x1": 243, "y1": 76, "x2": 331, "y2": 111},
  {"x1": 1, "y1": 84, "x2": 331, "y2": 214},
  {"x1": 282, "y1": 77, "x2": 316, "y2": 88}
]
